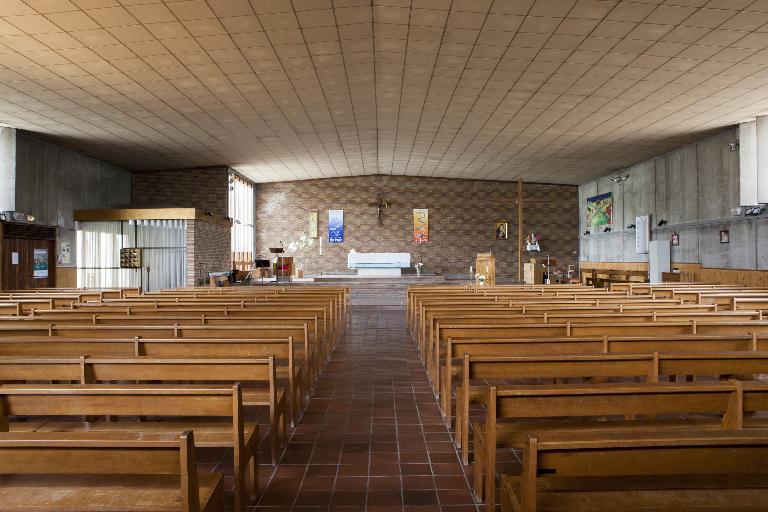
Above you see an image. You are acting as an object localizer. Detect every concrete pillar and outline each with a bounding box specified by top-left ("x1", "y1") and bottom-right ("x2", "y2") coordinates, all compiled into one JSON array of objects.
[
  {"x1": 758, "y1": 116, "x2": 768, "y2": 204},
  {"x1": 0, "y1": 127, "x2": 16, "y2": 212},
  {"x1": 739, "y1": 120, "x2": 757, "y2": 206}
]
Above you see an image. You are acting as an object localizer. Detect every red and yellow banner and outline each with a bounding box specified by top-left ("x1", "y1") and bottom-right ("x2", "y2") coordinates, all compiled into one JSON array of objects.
[{"x1": 413, "y1": 208, "x2": 428, "y2": 242}]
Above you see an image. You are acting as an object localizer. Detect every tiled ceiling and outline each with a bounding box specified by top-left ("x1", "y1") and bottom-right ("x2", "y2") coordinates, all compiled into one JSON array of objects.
[{"x1": 3, "y1": 1, "x2": 768, "y2": 184}]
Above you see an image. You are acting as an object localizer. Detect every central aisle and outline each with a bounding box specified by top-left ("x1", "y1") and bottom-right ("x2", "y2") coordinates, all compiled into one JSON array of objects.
[{"x1": 255, "y1": 282, "x2": 479, "y2": 511}]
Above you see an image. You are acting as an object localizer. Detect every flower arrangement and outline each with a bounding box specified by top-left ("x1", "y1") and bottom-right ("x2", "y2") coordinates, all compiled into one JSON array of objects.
[
  {"x1": 525, "y1": 233, "x2": 542, "y2": 245},
  {"x1": 525, "y1": 233, "x2": 542, "y2": 252}
]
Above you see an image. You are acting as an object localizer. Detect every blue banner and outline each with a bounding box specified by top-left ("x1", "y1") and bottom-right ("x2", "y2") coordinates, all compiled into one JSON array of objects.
[{"x1": 328, "y1": 209, "x2": 344, "y2": 243}]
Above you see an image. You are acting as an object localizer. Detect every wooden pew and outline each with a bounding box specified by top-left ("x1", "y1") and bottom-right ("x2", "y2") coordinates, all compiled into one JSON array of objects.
[
  {"x1": 0, "y1": 336, "x2": 305, "y2": 426},
  {"x1": 478, "y1": 381, "x2": 764, "y2": 510},
  {"x1": 0, "y1": 383, "x2": 258, "y2": 512},
  {"x1": 0, "y1": 430, "x2": 222, "y2": 512},
  {"x1": 432, "y1": 321, "x2": 768, "y2": 393},
  {"x1": 0, "y1": 323, "x2": 318, "y2": 386},
  {"x1": 0, "y1": 355, "x2": 287, "y2": 465},
  {"x1": 424, "y1": 309, "x2": 756, "y2": 366},
  {"x1": 0, "y1": 313, "x2": 327, "y2": 374},
  {"x1": 456, "y1": 350, "x2": 768, "y2": 467},
  {"x1": 57, "y1": 303, "x2": 335, "y2": 360},
  {"x1": 442, "y1": 333, "x2": 768, "y2": 428},
  {"x1": 500, "y1": 430, "x2": 768, "y2": 512}
]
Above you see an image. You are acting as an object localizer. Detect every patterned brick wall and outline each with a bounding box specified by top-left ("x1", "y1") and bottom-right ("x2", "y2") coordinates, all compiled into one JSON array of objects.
[
  {"x1": 186, "y1": 220, "x2": 231, "y2": 286},
  {"x1": 255, "y1": 175, "x2": 578, "y2": 277},
  {"x1": 523, "y1": 182, "x2": 580, "y2": 272},
  {"x1": 132, "y1": 167, "x2": 229, "y2": 216}
]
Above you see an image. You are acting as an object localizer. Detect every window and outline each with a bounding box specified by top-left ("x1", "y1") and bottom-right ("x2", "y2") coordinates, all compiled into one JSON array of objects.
[{"x1": 229, "y1": 172, "x2": 255, "y2": 267}]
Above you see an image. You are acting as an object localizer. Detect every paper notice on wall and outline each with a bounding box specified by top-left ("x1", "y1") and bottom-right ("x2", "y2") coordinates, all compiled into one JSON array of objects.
[
  {"x1": 11, "y1": 252, "x2": 18, "y2": 265},
  {"x1": 635, "y1": 215, "x2": 649, "y2": 254},
  {"x1": 60, "y1": 242, "x2": 71, "y2": 264}
]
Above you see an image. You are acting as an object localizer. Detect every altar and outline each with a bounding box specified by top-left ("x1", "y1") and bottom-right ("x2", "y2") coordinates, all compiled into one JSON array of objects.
[{"x1": 347, "y1": 252, "x2": 410, "y2": 277}]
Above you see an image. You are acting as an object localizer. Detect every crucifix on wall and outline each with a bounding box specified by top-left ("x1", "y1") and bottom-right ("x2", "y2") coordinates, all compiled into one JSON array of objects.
[{"x1": 367, "y1": 195, "x2": 392, "y2": 225}]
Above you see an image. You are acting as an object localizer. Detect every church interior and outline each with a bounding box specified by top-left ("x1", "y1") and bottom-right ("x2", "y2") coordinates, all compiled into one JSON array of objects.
[{"x1": 2, "y1": 1, "x2": 768, "y2": 511}]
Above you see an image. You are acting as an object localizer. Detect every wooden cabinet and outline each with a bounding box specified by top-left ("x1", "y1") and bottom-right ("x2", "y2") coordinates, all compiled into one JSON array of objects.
[
  {"x1": 0, "y1": 221, "x2": 57, "y2": 291},
  {"x1": 523, "y1": 262, "x2": 544, "y2": 285}
]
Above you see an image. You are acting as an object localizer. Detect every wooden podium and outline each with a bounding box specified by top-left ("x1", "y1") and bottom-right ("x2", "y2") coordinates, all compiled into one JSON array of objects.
[{"x1": 475, "y1": 253, "x2": 495, "y2": 285}]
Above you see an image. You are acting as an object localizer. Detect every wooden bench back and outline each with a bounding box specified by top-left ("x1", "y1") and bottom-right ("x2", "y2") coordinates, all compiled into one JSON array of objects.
[
  {"x1": 0, "y1": 431, "x2": 204, "y2": 512},
  {"x1": 0, "y1": 355, "x2": 276, "y2": 386},
  {"x1": 513, "y1": 430, "x2": 768, "y2": 512}
]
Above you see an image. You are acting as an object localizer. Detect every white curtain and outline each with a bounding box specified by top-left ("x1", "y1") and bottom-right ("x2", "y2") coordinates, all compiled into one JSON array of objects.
[
  {"x1": 77, "y1": 219, "x2": 187, "y2": 292},
  {"x1": 131, "y1": 219, "x2": 186, "y2": 292},
  {"x1": 76, "y1": 221, "x2": 135, "y2": 289},
  {"x1": 229, "y1": 173, "x2": 255, "y2": 256}
]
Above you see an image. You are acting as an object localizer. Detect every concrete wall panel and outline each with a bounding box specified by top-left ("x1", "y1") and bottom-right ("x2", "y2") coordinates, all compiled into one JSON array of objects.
[
  {"x1": 579, "y1": 127, "x2": 766, "y2": 272},
  {"x1": 14, "y1": 133, "x2": 131, "y2": 266}
]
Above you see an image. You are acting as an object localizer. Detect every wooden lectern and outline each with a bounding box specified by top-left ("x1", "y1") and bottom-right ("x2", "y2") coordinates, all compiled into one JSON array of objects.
[{"x1": 475, "y1": 253, "x2": 495, "y2": 285}]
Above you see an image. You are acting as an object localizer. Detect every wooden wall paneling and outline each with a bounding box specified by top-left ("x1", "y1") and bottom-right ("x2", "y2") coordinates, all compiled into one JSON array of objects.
[
  {"x1": 0, "y1": 222, "x2": 57, "y2": 291},
  {"x1": 56, "y1": 267, "x2": 77, "y2": 288},
  {"x1": 578, "y1": 260, "x2": 768, "y2": 287}
]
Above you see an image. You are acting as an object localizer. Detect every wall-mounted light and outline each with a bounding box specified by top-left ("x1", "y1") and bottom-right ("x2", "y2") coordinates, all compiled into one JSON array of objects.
[
  {"x1": 728, "y1": 141, "x2": 739, "y2": 151},
  {"x1": 626, "y1": 224, "x2": 636, "y2": 229},
  {"x1": 657, "y1": 219, "x2": 667, "y2": 226},
  {"x1": 603, "y1": 227, "x2": 611, "y2": 233},
  {"x1": 610, "y1": 174, "x2": 630, "y2": 184},
  {"x1": 584, "y1": 230, "x2": 590, "y2": 236}
]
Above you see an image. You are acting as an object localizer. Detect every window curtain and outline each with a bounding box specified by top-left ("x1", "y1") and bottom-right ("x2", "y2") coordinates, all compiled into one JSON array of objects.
[
  {"x1": 229, "y1": 173, "x2": 255, "y2": 262},
  {"x1": 131, "y1": 219, "x2": 186, "y2": 292},
  {"x1": 76, "y1": 221, "x2": 135, "y2": 288},
  {"x1": 77, "y1": 219, "x2": 187, "y2": 292}
]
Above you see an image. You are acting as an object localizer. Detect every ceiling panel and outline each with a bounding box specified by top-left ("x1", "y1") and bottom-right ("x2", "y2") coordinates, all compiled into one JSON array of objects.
[{"x1": 1, "y1": 0, "x2": 768, "y2": 183}]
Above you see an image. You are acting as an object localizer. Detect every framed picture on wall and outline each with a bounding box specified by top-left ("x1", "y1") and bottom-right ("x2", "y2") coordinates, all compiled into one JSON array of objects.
[
  {"x1": 719, "y1": 230, "x2": 729, "y2": 243},
  {"x1": 495, "y1": 221, "x2": 508, "y2": 240},
  {"x1": 671, "y1": 233, "x2": 679, "y2": 246}
]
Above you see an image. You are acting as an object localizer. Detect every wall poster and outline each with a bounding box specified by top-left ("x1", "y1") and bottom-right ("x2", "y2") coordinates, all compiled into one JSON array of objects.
[
  {"x1": 328, "y1": 209, "x2": 344, "y2": 243},
  {"x1": 413, "y1": 208, "x2": 429, "y2": 242},
  {"x1": 309, "y1": 211, "x2": 319, "y2": 239},
  {"x1": 586, "y1": 192, "x2": 613, "y2": 226},
  {"x1": 33, "y1": 248, "x2": 48, "y2": 278}
]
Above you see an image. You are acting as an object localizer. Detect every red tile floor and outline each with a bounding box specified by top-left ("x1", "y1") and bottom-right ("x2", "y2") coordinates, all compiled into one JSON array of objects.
[{"x1": 245, "y1": 296, "x2": 480, "y2": 511}]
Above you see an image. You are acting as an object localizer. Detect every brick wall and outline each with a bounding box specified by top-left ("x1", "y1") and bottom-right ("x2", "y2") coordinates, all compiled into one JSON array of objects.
[
  {"x1": 523, "y1": 182, "x2": 580, "y2": 273},
  {"x1": 186, "y1": 220, "x2": 231, "y2": 286},
  {"x1": 132, "y1": 167, "x2": 229, "y2": 216},
  {"x1": 254, "y1": 175, "x2": 578, "y2": 277}
]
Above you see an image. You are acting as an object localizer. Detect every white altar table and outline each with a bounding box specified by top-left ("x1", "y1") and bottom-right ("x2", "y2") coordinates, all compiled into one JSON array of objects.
[{"x1": 347, "y1": 252, "x2": 411, "y2": 277}]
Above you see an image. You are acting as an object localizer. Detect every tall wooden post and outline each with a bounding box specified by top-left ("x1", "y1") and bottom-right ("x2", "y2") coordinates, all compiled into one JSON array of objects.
[{"x1": 517, "y1": 179, "x2": 523, "y2": 282}]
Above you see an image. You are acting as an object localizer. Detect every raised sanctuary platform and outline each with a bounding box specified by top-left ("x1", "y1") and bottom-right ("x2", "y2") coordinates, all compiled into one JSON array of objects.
[{"x1": 347, "y1": 252, "x2": 410, "y2": 277}]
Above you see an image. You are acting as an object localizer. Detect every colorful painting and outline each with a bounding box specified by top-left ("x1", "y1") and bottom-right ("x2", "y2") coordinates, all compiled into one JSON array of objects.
[
  {"x1": 309, "y1": 211, "x2": 318, "y2": 239},
  {"x1": 413, "y1": 209, "x2": 428, "y2": 242},
  {"x1": 33, "y1": 248, "x2": 48, "y2": 278},
  {"x1": 586, "y1": 192, "x2": 613, "y2": 227},
  {"x1": 328, "y1": 209, "x2": 344, "y2": 243}
]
